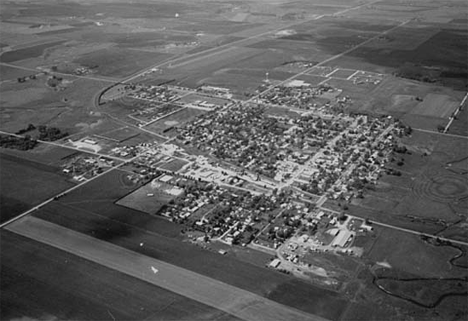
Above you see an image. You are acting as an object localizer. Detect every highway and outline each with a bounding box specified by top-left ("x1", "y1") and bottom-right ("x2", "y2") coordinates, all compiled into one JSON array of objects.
[
  {"x1": 6, "y1": 216, "x2": 330, "y2": 321},
  {"x1": 443, "y1": 92, "x2": 468, "y2": 133},
  {"x1": 369, "y1": 220, "x2": 468, "y2": 247},
  {"x1": 413, "y1": 128, "x2": 468, "y2": 140}
]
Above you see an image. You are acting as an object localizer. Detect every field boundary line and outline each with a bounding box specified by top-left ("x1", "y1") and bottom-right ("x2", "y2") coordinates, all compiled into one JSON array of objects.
[
  {"x1": 6, "y1": 216, "x2": 329, "y2": 321},
  {"x1": 120, "y1": 0, "x2": 383, "y2": 84}
]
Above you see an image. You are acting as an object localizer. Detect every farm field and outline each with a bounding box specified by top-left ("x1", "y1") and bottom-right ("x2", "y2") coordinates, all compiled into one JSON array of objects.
[
  {"x1": 1, "y1": 1, "x2": 468, "y2": 320},
  {"x1": 73, "y1": 48, "x2": 172, "y2": 78},
  {"x1": 345, "y1": 130, "x2": 468, "y2": 239},
  {"x1": 27, "y1": 169, "x2": 349, "y2": 320},
  {"x1": 0, "y1": 151, "x2": 74, "y2": 223},
  {"x1": 447, "y1": 106, "x2": 468, "y2": 137},
  {"x1": 0, "y1": 230, "x2": 239, "y2": 321},
  {"x1": 0, "y1": 40, "x2": 66, "y2": 63},
  {"x1": 7, "y1": 216, "x2": 328, "y2": 321}
]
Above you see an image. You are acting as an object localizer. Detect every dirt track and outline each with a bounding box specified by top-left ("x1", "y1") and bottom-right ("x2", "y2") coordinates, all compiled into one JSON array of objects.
[{"x1": 6, "y1": 216, "x2": 329, "y2": 321}]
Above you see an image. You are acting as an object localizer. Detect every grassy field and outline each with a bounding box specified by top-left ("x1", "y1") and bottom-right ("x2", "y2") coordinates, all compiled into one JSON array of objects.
[
  {"x1": 97, "y1": 126, "x2": 140, "y2": 142},
  {"x1": 74, "y1": 47, "x2": 172, "y2": 78},
  {"x1": 0, "y1": 64, "x2": 38, "y2": 81},
  {"x1": 0, "y1": 76, "x2": 110, "y2": 135},
  {"x1": 116, "y1": 180, "x2": 177, "y2": 215},
  {"x1": 159, "y1": 158, "x2": 189, "y2": 172},
  {"x1": 145, "y1": 107, "x2": 206, "y2": 134},
  {"x1": 367, "y1": 228, "x2": 467, "y2": 279},
  {"x1": 447, "y1": 107, "x2": 468, "y2": 136},
  {"x1": 0, "y1": 230, "x2": 239, "y2": 321},
  {"x1": 410, "y1": 93, "x2": 459, "y2": 118},
  {"x1": 346, "y1": 129, "x2": 467, "y2": 237},
  {"x1": 0, "y1": 151, "x2": 73, "y2": 223},
  {"x1": 0, "y1": 40, "x2": 65, "y2": 63}
]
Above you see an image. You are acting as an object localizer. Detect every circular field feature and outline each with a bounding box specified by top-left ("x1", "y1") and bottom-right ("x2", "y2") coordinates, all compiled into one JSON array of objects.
[{"x1": 412, "y1": 174, "x2": 468, "y2": 203}]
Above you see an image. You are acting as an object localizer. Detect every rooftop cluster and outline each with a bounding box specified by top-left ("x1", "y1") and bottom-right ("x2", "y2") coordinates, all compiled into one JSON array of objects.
[{"x1": 177, "y1": 104, "x2": 352, "y2": 178}]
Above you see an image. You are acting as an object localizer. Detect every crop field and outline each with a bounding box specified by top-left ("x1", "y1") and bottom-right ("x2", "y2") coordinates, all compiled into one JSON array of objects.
[
  {"x1": 74, "y1": 48, "x2": 172, "y2": 78},
  {"x1": 1, "y1": 76, "x2": 110, "y2": 134},
  {"x1": 346, "y1": 130, "x2": 468, "y2": 237},
  {"x1": 24, "y1": 168, "x2": 349, "y2": 320},
  {"x1": 1, "y1": 1, "x2": 468, "y2": 320},
  {"x1": 247, "y1": 39, "x2": 332, "y2": 63},
  {"x1": 145, "y1": 107, "x2": 206, "y2": 134},
  {"x1": 1, "y1": 230, "x2": 238, "y2": 321},
  {"x1": 31, "y1": 203, "x2": 348, "y2": 320},
  {"x1": 447, "y1": 107, "x2": 468, "y2": 136},
  {"x1": 0, "y1": 64, "x2": 38, "y2": 81},
  {"x1": 340, "y1": 28, "x2": 468, "y2": 90},
  {"x1": 0, "y1": 151, "x2": 73, "y2": 223},
  {"x1": 173, "y1": 20, "x2": 262, "y2": 35},
  {"x1": 410, "y1": 93, "x2": 459, "y2": 118},
  {"x1": 0, "y1": 143, "x2": 78, "y2": 166},
  {"x1": 0, "y1": 40, "x2": 66, "y2": 63}
]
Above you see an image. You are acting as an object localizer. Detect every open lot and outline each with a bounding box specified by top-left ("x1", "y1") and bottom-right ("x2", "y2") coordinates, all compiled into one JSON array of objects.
[
  {"x1": 145, "y1": 107, "x2": 206, "y2": 134},
  {"x1": 74, "y1": 47, "x2": 172, "y2": 78},
  {"x1": 116, "y1": 179, "x2": 180, "y2": 215},
  {"x1": 367, "y1": 228, "x2": 467, "y2": 279}
]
